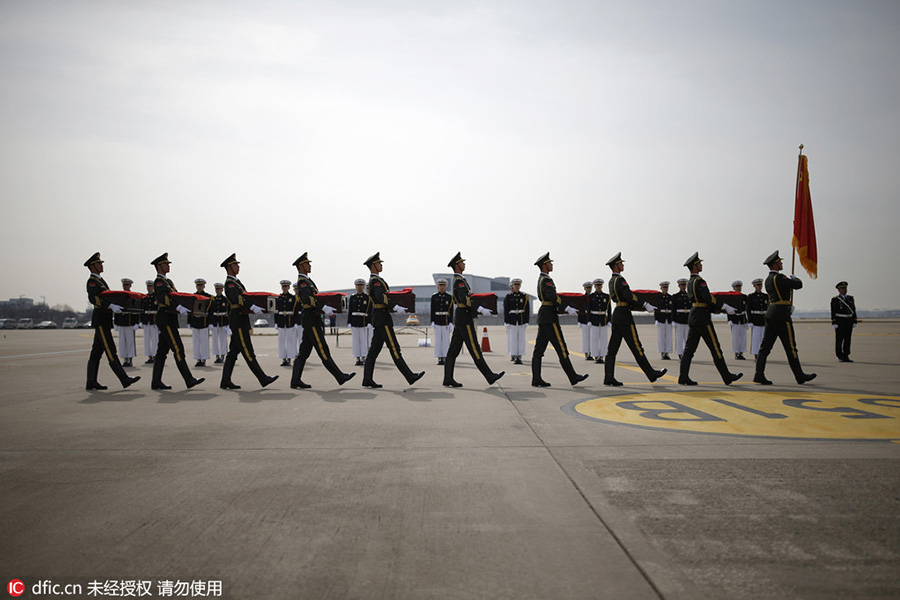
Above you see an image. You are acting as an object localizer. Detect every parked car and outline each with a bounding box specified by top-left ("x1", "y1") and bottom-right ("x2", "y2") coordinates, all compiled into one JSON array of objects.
[
  {"x1": 79, "y1": 320, "x2": 94, "y2": 329},
  {"x1": 17, "y1": 318, "x2": 33, "y2": 329},
  {"x1": 35, "y1": 321, "x2": 58, "y2": 329},
  {"x1": 405, "y1": 314, "x2": 420, "y2": 326},
  {"x1": 252, "y1": 318, "x2": 271, "y2": 328},
  {"x1": 0, "y1": 318, "x2": 16, "y2": 329},
  {"x1": 62, "y1": 317, "x2": 78, "y2": 329}
]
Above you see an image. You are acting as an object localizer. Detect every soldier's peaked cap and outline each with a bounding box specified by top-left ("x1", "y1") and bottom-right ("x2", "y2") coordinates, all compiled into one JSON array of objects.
[
  {"x1": 293, "y1": 252, "x2": 310, "y2": 267},
  {"x1": 677, "y1": 278, "x2": 688, "y2": 285},
  {"x1": 364, "y1": 252, "x2": 382, "y2": 266},
  {"x1": 836, "y1": 281, "x2": 848, "y2": 289},
  {"x1": 534, "y1": 252, "x2": 552, "y2": 266},
  {"x1": 280, "y1": 280, "x2": 291, "y2": 286},
  {"x1": 121, "y1": 278, "x2": 133, "y2": 285},
  {"x1": 764, "y1": 250, "x2": 781, "y2": 266},
  {"x1": 84, "y1": 252, "x2": 103, "y2": 267},
  {"x1": 683, "y1": 252, "x2": 702, "y2": 267},
  {"x1": 447, "y1": 252, "x2": 465, "y2": 268},
  {"x1": 605, "y1": 252, "x2": 623, "y2": 267},
  {"x1": 150, "y1": 252, "x2": 170, "y2": 266},
  {"x1": 751, "y1": 278, "x2": 763, "y2": 285},
  {"x1": 354, "y1": 278, "x2": 366, "y2": 285},
  {"x1": 220, "y1": 253, "x2": 239, "y2": 268}
]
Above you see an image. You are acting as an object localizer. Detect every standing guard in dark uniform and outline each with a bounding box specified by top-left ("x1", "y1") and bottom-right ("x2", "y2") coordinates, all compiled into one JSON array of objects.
[
  {"x1": 361, "y1": 253, "x2": 425, "y2": 389},
  {"x1": 677, "y1": 253, "x2": 743, "y2": 386},
  {"x1": 831, "y1": 281, "x2": 857, "y2": 362},
  {"x1": 727, "y1": 280, "x2": 748, "y2": 360},
  {"x1": 672, "y1": 278, "x2": 691, "y2": 359},
  {"x1": 431, "y1": 279, "x2": 453, "y2": 365},
  {"x1": 503, "y1": 278, "x2": 529, "y2": 365},
  {"x1": 114, "y1": 278, "x2": 139, "y2": 367},
  {"x1": 442, "y1": 253, "x2": 505, "y2": 388},
  {"x1": 753, "y1": 250, "x2": 817, "y2": 385},
  {"x1": 604, "y1": 253, "x2": 667, "y2": 387},
  {"x1": 208, "y1": 283, "x2": 229, "y2": 363},
  {"x1": 219, "y1": 253, "x2": 279, "y2": 390},
  {"x1": 747, "y1": 278, "x2": 768, "y2": 358},
  {"x1": 150, "y1": 253, "x2": 204, "y2": 390},
  {"x1": 588, "y1": 278, "x2": 611, "y2": 364},
  {"x1": 531, "y1": 252, "x2": 588, "y2": 387},
  {"x1": 140, "y1": 280, "x2": 158, "y2": 364},
  {"x1": 83, "y1": 253, "x2": 140, "y2": 390},
  {"x1": 654, "y1": 281, "x2": 674, "y2": 360},
  {"x1": 275, "y1": 280, "x2": 295, "y2": 367},
  {"x1": 289, "y1": 253, "x2": 356, "y2": 389},
  {"x1": 188, "y1": 278, "x2": 212, "y2": 367},
  {"x1": 348, "y1": 279, "x2": 372, "y2": 366}
]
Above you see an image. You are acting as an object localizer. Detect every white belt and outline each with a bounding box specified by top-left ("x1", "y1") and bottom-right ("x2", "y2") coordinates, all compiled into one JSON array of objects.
[
  {"x1": 509, "y1": 309, "x2": 524, "y2": 313},
  {"x1": 836, "y1": 314, "x2": 855, "y2": 318},
  {"x1": 675, "y1": 309, "x2": 690, "y2": 313},
  {"x1": 750, "y1": 310, "x2": 766, "y2": 314},
  {"x1": 589, "y1": 311, "x2": 604, "y2": 314},
  {"x1": 435, "y1": 311, "x2": 449, "y2": 315},
  {"x1": 351, "y1": 312, "x2": 368, "y2": 316}
]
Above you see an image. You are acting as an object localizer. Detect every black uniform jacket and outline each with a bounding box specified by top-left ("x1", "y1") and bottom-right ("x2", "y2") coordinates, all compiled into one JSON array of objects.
[
  {"x1": 431, "y1": 292, "x2": 453, "y2": 326},
  {"x1": 187, "y1": 291, "x2": 212, "y2": 329},
  {"x1": 537, "y1": 273, "x2": 564, "y2": 325},
  {"x1": 587, "y1": 291, "x2": 610, "y2": 326},
  {"x1": 347, "y1": 293, "x2": 372, "y2": 328},
  {"x1": 764, "y1": 271, "x2": 802, "y2": 322},
  {"x1": 87, "y1": 274, "x2": 113, "y2": 328},
  {"x1": 609, "y1": 273, "x2": 643, "y2": 327},
  {"x1": 747, "y1": 291, "x2": 768, "y2": 327},
  {"x1": 671, "y1": 291, "x2": 691, "y2": 325},
  {"x1": 654, "y1": 293, "x2": 673, "y2": 324},
  {"x1": 208, "y1": 295, "x2": 229, "y2": 327},
  {"x1": 504, "y1": 291, "x2": 530, "y2": 326},
  {"x1": 831, "y1": 294, "x2": 857, "y2": 325},
  {"x1": 368, "y1": 274, "x2": 397, "y2": 328},
  {"x1": 726, "y1": 293, "x2": 748, "y2": 325}
]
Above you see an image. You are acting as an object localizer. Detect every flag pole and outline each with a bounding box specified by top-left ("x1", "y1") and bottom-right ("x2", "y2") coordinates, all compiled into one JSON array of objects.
[{"x1": 792, "y1": 143, "x2": 804, "y2": 276}]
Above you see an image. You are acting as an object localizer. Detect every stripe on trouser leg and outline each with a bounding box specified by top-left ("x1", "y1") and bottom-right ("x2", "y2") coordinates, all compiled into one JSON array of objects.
[
  {"x1": 707, "y1": 325, "x2": 723, "y2": 359},
  {"x1": 239, "y1": 329, "x2": 253, "y2": 363},
  {"x1": 312, "y1": 327, "x2": 329, "y2": 361},
  {"x1": 385, "y1": 326, "x2": 400, "y2": 359},
  {"x1": 166, "y1": 326, "x2": 182, "y2": 362},
  {"x1": 786, "y1": 322, "x2": 798, "y2": 359},
  {"x1": 466, "y1": 325, "x2": 482, "y2": 360},
  {"x1": 99, "y1": 328, "x2": 114, "y2": 362},
  {"x1": 629, "y1": 325, "x2": 644, "y2": 357},
  {"x1": 552, "y1": 324, "x2": 568, "y2": 359}
]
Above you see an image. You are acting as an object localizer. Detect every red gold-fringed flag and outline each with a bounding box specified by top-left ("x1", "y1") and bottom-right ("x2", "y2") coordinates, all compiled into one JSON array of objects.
[{"x1": 792, "y1": 153, "x2": 817, "y2": 278}]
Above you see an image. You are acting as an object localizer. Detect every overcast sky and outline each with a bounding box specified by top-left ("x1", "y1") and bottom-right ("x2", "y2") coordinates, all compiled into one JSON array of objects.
[{"x1": 2, "y1": 0, "x2": 899, "y2": 311}]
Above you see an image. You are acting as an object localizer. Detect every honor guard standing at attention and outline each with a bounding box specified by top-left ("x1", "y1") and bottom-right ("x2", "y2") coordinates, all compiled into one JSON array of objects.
[
  {"x1": 728, "y1": 280, "x2": 748, "y2": 360},
  {"x1": 275, "y1": 280, "x2": 296, "y2": 367},
  {"x1": 141, "y1": 280, "x2": 158, "y2": 364},
  {"x1": 83, "y1": 253, "x2": 140, "y2": 390},
  {"x1": 588, "y1": 278, "x2": 610, "y2": 364},
  {"x1": 655, "y1": 281, "x2": 674, "y2": 361},
  {"x1": 503, "y1": 278, "x2": 529, "y2": 365},
  {"x1": 442, "y1": 253, "x2": 505, "y2": 388},
  {"x1": 754, "y1": 251, "x2": 817, "y2": 385},
  {"x1": 208, "y1": 283, "x2": 229, "y2": 363},
  {"x1": 188, "y1": 278, "x2": 212, "y2": 367},
  {"x1": 219, "y1": 254, "x2": 279, "y2": 390},
  {"x1": 361, "y1": 252, "x2": 425, "y2": 388},
  {"x1": 831, "y1": 281, "x2": 857, "y2": 362},
  {"x1": 672, "y1": 278, "x2": 691, "y2": 359},
  {"x1": 431, "y1": 279, "x2": 452, "y2": 365},
  {"x1": 114, "y1": 278, "x2": 139, "y2": 367},
  {"x1": 347, "y1": 279, "x2": 372, "y2": 366},
  {"x1": 289, "y1": 253, "x2": 356, "y2": 389},
  {"x1": 677, "y1": 253, "x2": 742, "y2": 386},
  {"x1": 531, "y1": 253, "x2": 588, "y2": 388},
  {"x1": 603, "y1": 253, "x2": 667, "y2": 387},
  {"x1": 579, "y1": 282, "x2": 593, "y2": 360},
  {"x1": 747, "y1": 278, "x2": 768, "y2": 358},
  {"x1": 150, "y1": 253, "x2": 204, "y2": 390}
]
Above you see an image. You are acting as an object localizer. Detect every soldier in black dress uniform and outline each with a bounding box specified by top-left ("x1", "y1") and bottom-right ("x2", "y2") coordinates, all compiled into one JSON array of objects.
[
  {"x1": 361, "y1": 252, "x2": 425, "y2": 388},
  {"x1": 140, "y1": 279, "x2": 158, "y2": 364},
  {"x1": 431, "y1": 279, "x2": 453, "y2": 365},
  {"x1": 219, "y1": 253, "x2": 279, "y2": 390},
  {"x1": 753, "y1": 251, "x2": 817, "y2": 385},
  {"x1": 442, "y1": 253, "x2": 505, "y2": 388},
  {"x1": 604, "y1": 253, "x2": 667, "y2": 387},
  {"x1": 188, "y1": 278, "x2": 212, "y2": 367},
  {"x1": 727, "y1": 280, "x2": 748, "y2": 360},
  {"x1": 747, "y1": 278, "x2": 768, "y2": 358},
  {"x1": 347, "y1": 279, "x2": 372, "y2": 366},
  {"x1": 208, "y1": 283, "x2": 229, "y2": 363},
  {"x1": 503, "y1": 278, "x2": 530, "y2": 365},
  {"x1": 289, "y1": 253, "x2": 355, "y2": 389},
  {"x1": 275, "y1": 280, "x2": 295, "y2": 367},
  {"x1": 831, "y1": 281, "x2": 857, "y2": 362},
  {"x1": 654, "y1": 281, "x2": 674, "y2": 360},
  {"x1": 150, "y1": 253, "x2": 204, "y2": 390},
  {"x1": 531, "y1": 252, "x2": 588, "y2": 387},
  {"x1": 672, "y1": 278, "x2": 691, "y2": 359},
  {"x1": 114, "y1": 278, "x2": 139, "y2": 367},
  {"x1": 588, "y1": 278, "x2": 611, "y2": 364},
  {"x1": 677, "y1": 252, "x2": 742, "y2": 386},
  {"x1": 83, "y1": 253, "x2": 140, "y2": 390}
]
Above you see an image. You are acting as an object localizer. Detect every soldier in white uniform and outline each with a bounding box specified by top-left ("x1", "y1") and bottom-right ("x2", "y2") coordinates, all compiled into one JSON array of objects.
[
  {"x1": 141, "y1": 280, "x2": 159, "y2": 364},
  {"x1": 275, "y1": 280, "x2": 296, "y2": 366},
  {"x1": 588, "y1": 278, "x2": 610, "y2": 363},
  {"x1": 655, "y1": 281, "x2": 674, "y2": 360},
  {"x1": 431, "y1": 279, "x2": 452, "y2": 365},
  {"x1": 115, "y1": 278, "x2": 138, "y2": 367},
  {"x1": 347, "y1": 279, "x2": 372, "y2": 366},
  {"x1": 503, "y1": 278, "x2": 529, "y2": 364},
  {"x1": 747, "y1": 277, "x2": 767, "y2": 358},
  {"x1": 672, "y1": 278, "x2": 690, "y2": 359},
  {"x1": 189, "y1": 278, "x2": 212, "y2": 367},
  {"x1": 728, "y1": 280, "x2": 748, "y2": 360},
  {"x1": 579, "y1": 281, "x2": 593, "y2": 360},
  {"x1": 209, "y1": 283, "x2": 229, "y2": 363}
]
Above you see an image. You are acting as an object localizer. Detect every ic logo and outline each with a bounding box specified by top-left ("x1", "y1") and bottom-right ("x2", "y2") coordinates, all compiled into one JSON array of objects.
[{"x1": 7, "y1": 580, "x2": 25, "y2": 597}]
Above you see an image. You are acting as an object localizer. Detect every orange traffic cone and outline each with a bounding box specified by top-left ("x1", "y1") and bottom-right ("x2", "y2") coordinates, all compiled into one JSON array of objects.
[{"x1": 481, "y1": 327, "x2": 492, "y2": 352}]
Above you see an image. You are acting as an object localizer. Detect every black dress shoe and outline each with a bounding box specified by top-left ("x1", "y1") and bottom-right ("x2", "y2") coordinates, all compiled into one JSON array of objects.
[
  {"x1": 290, "y1": 381, "x2": 311, "y2": 389},
  {"x1": 122, "y1": 376, "x2": 141, "y2": 389},
  {"x1": 514, "y1": 358, "x2": 523, "y2": 365},
  {"x1": 570, "y1": 373, "x2": 589, "y2": 386},
  {"x1": 407, "y1": 371, "x2": 425, "y2": 385},
  {"x1": 220, "y1": 382, "x2": 241, "y2": 390},
  {"x1": 531, "y1": 380, "x2": 551, "y2": 387},
  {"x1": 839, "y1": 358, "x2": 853, "y2": 363},
  {"x1": 86, "y1": 382, "x2": 108, "y2": 391},
  {"x1": 661, "y1": 354, "x2": 670, "y2": 361},
  {"x1": 338, "y1": 372, "x2": 356, "y2": 386},
  {"x1": 195, "y1": 360, "x2": 203, "y2": 368},
  {"x1": 595, "y1": 357, "x2": 604, "y2": 364},
  {"x1": 797, "y1": 373, "x2": 817, "y2": 384},
  {"x1": 649, "y1": 368, "x2": 667, "y2": 382},
  {"x1": 151, "y1": 382, "x2": 172, "y2": 390},
  {"x1": 261, "y1": 375, "x2": 279, "y2": 388},
  {"x1": 443, "y1": 380, "x2": 463, "y2": 388},
  {"x1": 362, "y1": 380, "x2": 382, "y2": 389},
  {"x1": 736, "y1": 354, "x2": 746, "y2": 360},
  {"x1": 678, "y1": 378, "x2": 698, "y2": 386},
  {"x1": 753, "y1": 374, "x2": 772, "y2": 385},
  {"x1": 604, "y1": 378, "x2": 623, "y2": 387},
  {"x1": 487, "y1": 371, "x2": 505, "y2": 385},
  {"x1": 725, "y1": 372, "x2": 743, "y2": 385},
  {"x1": 186, "y1": 377, "x2": 205, "y2": 389}
]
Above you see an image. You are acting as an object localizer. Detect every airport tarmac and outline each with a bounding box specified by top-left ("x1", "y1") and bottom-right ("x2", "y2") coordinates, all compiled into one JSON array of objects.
[{"x1": 1, "y1": 322, "x2": 899, "y2": 599}]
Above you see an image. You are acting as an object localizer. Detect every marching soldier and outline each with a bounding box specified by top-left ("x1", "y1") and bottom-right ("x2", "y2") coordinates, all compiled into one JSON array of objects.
[
  {"x1": 208, "y1": 283, "x2": 229, "y2": 363},
  {"x1": 431, "y1": 278, "x2": 453, "y2": 365},
  {"x1": 289, "y1": 253, "x2": 356, "y2": 389},
  {"x1": 503, "y1": 278, "x2": 529, "y2": 365},
  {"x1": 754, "y1": 250, "x2": 817, "y2": 385},
  {"x1": 654, "y1": 281, "x2": 674, "y2": 360},
  {"x1": 677, "y1": 253, "x2": 742, "y2": 386},
  {"x1": 114, "y1": 277, "x2": 139, "y2": 367},
  {"x1": 442, "y1": 253, "x2": 504, "y2": 388},
  {"x1": 603, "y1": 253, "x2": 667, "y2": 387},
  {"x1": 347, "y1": 279, "x2": 372, "y2": 366},
  {"x1": 219, "y1": 253, "x2": 279, "y2": 390},
  {"x1": 531, "y1": 252, "x2": 588, "y2": 387},
  {"x1": 361, "y1": 252, "x2": 425, "y2": 388},
  {"x1": 140, "y1": 280, "x2": 158, "y2": 364},
  {"x1": 83, "y1": 253, "x2": 140, "y2": 390},
  {"x1": 831, "y1": 281, "x2": 857, "y2": 362},
  {"x1": 275, "y1": 280, "x2": 295, "y2": 367},
  {"x1": 188, "y1": 278, "x2": 212, "y2": 367},
  {"x1": 150, "y1": 253, "x2": 204, "y2": 390},
  {"x1": 728, "y1": 280, "x2": 748, "y2": 360},
  {"x1": 747, "y1": 278, "x2": 768, "y2": 358},
  {"x1": 588, "y1": 278, "x2": 610, "y2": 364},
  {"x1": 672, "y1": 278, "x2": 691, "y2": 359}
]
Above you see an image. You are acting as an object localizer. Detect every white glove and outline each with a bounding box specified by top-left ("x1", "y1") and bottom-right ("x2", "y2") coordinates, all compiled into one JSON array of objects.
[
  {"x1": 722, "y1": 304, "x2": 736, "y2": 315},
  {"x1": 852, "y1": 323, "x2": 857, "y2": 329},
  {"x1": 643, "y1": 302, "x2": 655, "y2": 313},
  {"x1": 790, "y1": 305, "x2": 795, "y2": 314},
  {"x1": 790, "y1": 274, "x2": 799, "y2": 281},
  {"x1": 109, "y1": 303, "x2": 123, "y2": 314},
  {"x1": 477, "y1": 306, "x2": 492, "y2": 316},
  {"x1": 393, "y1": 305, "x2": 407, "y2": 314},
  {"x1": 113, "y1": 324, "x2": 119, "y2": 331},
  {"x1": 133, "y1": 324, "x2": 139, "y2": 331},
  {"x1": 565, "y1": 306, "x2": 578, "y2": 315},
  {"x1": 832, "y1": 323, "x2": 838, "y2": 329},
  {"x1": 322, "y1": 305, "x2": 335, "y2": 316},
  {"x1": 176, "y1": 304, "x2": 190, "y2": 315},
  {"x1": 249, "y1": 304, "x2": 264, "y2": 314}
]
